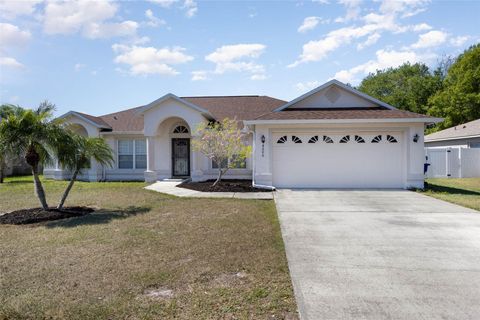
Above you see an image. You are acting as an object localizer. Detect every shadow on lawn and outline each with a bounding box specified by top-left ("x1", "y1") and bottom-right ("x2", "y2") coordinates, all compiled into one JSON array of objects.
[
  {"x1": 425, "y1": 182, "x2": 480, "y2": 196},
  {"x1": 45, "y1": 206, "x2": 151, "y2": 228}
]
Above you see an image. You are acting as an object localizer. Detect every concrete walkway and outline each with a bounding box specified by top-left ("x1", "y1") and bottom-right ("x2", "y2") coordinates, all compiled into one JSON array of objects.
[
  {"x1": 144, "y1": 180, "x2": 273, "y2": 199},
  {"x1": 275, "y1": 189, "x2": 480, "y2": 320}
]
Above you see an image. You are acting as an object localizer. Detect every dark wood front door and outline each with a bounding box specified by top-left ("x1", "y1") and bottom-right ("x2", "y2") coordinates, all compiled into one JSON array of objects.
[{"x1": 172, "y1": 138, "x2": 190, "y2": 177}]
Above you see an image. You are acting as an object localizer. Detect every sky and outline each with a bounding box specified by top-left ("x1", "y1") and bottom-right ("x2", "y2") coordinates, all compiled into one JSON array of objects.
[{"x1": 0, "y1": 0, "x2": 479, "y2": 116}]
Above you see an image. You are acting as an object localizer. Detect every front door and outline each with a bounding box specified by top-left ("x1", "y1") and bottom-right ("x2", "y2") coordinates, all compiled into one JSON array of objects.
[{"x1": 172, "y1": 138, "x2": 190, "y2": 177}]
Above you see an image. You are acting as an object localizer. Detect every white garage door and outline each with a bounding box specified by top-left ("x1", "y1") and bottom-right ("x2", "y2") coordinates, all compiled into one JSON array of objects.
[{"x1": 272, "y1": 132, "x2": 404, "y2": 188}]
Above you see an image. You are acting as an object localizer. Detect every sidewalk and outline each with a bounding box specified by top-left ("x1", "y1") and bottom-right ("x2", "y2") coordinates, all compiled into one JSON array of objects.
[{"x1": 144, "y1": 180, "x2": 274, "y2": 199}]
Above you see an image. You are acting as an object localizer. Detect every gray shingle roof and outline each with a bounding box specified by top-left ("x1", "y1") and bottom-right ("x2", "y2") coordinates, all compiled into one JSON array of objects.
[{"x1": 425, "y1": 118, "x2": 480, "y2": 141}]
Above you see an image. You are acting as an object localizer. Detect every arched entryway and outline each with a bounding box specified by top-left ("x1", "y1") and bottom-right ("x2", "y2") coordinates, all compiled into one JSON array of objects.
[{"x1": 170, "y1": 123, "x2": 191, "y2": 177}]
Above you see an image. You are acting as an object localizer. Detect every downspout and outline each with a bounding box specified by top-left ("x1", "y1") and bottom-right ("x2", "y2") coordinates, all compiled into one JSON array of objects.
[{"x1": 249, "y1": 124, "x2": 275, "y2": 191}]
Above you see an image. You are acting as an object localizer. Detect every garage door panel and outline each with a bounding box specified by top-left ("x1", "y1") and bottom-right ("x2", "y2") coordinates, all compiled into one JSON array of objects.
[{"x1": 272, "y1": 133, "x2": 403, "y2": 188}]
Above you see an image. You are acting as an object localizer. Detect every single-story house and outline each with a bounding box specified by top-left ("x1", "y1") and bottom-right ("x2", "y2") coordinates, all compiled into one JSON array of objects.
[
  {"x1": 425, "y1": 118, "x2": 480, "y2": 148},
  {"x1": 44, "y1": 80, "x2": 441, "y2": 189}
]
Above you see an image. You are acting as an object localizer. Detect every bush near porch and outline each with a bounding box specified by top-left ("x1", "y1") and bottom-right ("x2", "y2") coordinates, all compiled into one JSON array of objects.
[
  {"x1": 422, "y1": 178, "x2": 480, "y2": 211},
  {"x1": 0, "y1": 176, "x2": 297, "y2": 319}
]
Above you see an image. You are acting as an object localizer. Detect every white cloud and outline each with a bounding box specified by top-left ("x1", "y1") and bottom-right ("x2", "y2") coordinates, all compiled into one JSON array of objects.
[
  {"x1": 0, "y1": 0, "x2": 42, "y2": 20},
  {"x1": 148, "y1": 0, "x2": 179, "y2": 8},
  {"x1": 0, "y1": 23, "x2": 31, "y2": 47},
  {"x1": 145, "y1": 9, "x2": 166, "y2": 27},
  {"x1": 74, "y1": 63, "x2": 85, "y2": 71},
  {"x1": 83, "y1": 21, "x2": 138, "y2": 39},
  {"x1": 298, "y1": 16, "x2": 322, "y2": 33},
  {"x1": 43, "y1": 0, "x2": 138, "y2": 39},
  {"x1": 411, "y1": 30, "x2": 447, "y2": 49},
  {"x1": 412, "y1": 23, "x2": 432, "y2": 32},
  {"x1": 295, "y1": 80, "x2": 321, "y2": 92},
  {"x1": 290, "y1": 0, "x2": 435, "y2": 67},
  {"x1": 335, "y1": 0, "x2": 362, "y2": 23},
  {"x1": 112, "y1": 44, "x2": 193, "y2": 76},
  {"x1": 450, "y1": 35, "x2": 470, "y2": 47},
  {"x1": 357, "y1": 32, "x2": 380, "y2": 50},
  {"x1": 333, "y1": 48, "x2": 435, "y2": 84},
  {"x1": 205, "y1": 43, "x2": 267, "y2": 79},
  {"x1": 183, "y1": 0, "x2": 197, "y2": 18},
  {"x1": 0, "y1": 56, "x2": 24, "y2": 69},
  {"x1": 191, "y1": 70, "x2": 208, "y2": 81}
]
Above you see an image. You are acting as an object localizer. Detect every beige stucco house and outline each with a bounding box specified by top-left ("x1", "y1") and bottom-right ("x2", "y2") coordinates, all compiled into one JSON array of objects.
[{"x1": 44, "y1": 80, "x2": 441, "y2": 189}]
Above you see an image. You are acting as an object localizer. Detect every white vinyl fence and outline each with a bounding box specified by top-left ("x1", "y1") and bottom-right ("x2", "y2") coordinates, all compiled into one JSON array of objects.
[{"x1": 425, "y1": 147, "x2": 480, "y2": 178}]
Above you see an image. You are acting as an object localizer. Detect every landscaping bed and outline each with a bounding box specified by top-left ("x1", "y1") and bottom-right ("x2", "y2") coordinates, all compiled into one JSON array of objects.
[
  {"x1": 0, "y1": 206, "x2": 94, "y2": 225},
  {"x1": 177, "y1": 179, "x2": 271, "y2": 192}
]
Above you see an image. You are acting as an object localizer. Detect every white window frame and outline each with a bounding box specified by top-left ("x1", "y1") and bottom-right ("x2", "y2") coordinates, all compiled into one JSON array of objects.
[{"x1": 117, "y1": 139, "x2": 147, "y2": 170}]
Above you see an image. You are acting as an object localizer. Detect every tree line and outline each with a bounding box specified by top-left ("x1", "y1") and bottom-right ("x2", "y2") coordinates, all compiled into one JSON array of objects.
[{"x1": 357, "y1": 43, "x2": 480, "y2": 132}]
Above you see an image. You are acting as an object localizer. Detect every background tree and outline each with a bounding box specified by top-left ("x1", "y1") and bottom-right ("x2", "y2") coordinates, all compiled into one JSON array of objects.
[
  {"x1": 192, "y1": 118, "x2": 252, "y2": 187},
  {"x1": 357, "y1": 62, "x2": 443, "y2": 114},
  {"x1": 57, "y1": 135, "x2": 113, "y2": 210},
  {"x1": 428, "y1": 44, "x2": 480, "y2": 131},
  {"x1": 0, "y1": 105, "x2": 22, "y2": 183},
  {"x1": 0, "y1": 101, "x2": 72, "y2": 209}
]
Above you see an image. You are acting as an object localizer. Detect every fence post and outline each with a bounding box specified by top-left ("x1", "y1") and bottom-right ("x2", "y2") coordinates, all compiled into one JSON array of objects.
[{"x1": 446, "y1": 148, "x2": 451, "y2": 177}]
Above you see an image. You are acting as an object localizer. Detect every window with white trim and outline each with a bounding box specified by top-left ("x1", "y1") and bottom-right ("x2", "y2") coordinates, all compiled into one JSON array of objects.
[{"x1": 118, "y1": 139, "x2": 147, "y2": 169}]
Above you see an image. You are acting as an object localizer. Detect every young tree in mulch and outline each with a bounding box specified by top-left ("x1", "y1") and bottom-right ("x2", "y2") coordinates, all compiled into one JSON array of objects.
[
  {"x1": 192, "y1": 118, "x2": 251, "y2": 187},
  {"x1": 0, "y1": 101, "x2": 73, "y2": 210},
  {"x1": 57, "y1": 134, "x2": 113, "y2": 210}
]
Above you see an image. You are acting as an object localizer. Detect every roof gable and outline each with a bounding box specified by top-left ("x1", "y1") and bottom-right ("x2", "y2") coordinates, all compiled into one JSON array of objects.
[
  {"x1": 275, "y1": 79, "x2": 396, "y2": 111},
  {"x1": 136, "y1": 93, "x2": 214, "y2": 119}
]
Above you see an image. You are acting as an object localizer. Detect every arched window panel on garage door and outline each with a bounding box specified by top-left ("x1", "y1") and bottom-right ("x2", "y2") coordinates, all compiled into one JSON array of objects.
[
  {"x1": 371, "y1": 135, "x2": 382, "y2": 143},
  {"x1": 308, "y1": 135, "x2": 319, "y2": 143},
  {"x1": 354, "y1": 135, "x2": 365, "y2": 143},
  {"x1": 387, "y1": 135, "x2": 398, "y2": 143},
  {"x1": 340, "y1": 135, "x2": 350, "y2": 143},
  {"x1": 277, "y1": 135, "x2": 288, "y2": 144},
  {"x1": 323, "y1": 135, "x2": 334, "y2": 143},
  {"x1": 292, "y1": 136, "x2": 302, "y2": 144}
]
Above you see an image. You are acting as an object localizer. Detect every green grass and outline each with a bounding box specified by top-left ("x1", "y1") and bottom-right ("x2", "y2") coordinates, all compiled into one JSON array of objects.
[
  {"x1": 0, "y1": 176, "x2": 297, "y2": 319},
  {"x1": 421, "y1": 178, "x2": 480, "y2": 211}
]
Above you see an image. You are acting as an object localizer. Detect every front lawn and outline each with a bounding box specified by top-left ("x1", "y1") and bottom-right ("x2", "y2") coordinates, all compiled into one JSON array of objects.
[
  {"x1": 0, "y1": 176, "x2": 297, "y2": 319},
  {"x1": 422, "y1": 178, "x2": 480, "y2": 211}
]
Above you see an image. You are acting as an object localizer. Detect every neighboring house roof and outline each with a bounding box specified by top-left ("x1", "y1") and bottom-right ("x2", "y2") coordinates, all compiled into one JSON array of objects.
[
  {"x1": 425, "y1": 118, "x2": 480, "y2": 142},
  {"x1": 60, "y1": 111, "x2": 112, "y2": 129}
]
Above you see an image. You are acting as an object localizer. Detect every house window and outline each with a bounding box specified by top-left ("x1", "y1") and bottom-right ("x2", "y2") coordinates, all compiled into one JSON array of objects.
[
  {"x1": 212, "y1": 155, "x2": 246, "y2": 169},
  {"x1": 371, "y1": 135, "x2": 382, "y2": 143},
  {"x1": 173, "y1": 125, "x2": 189, "y2": 134},
  {"x1": 292, "y1": 135, "x2": 302, "y2": 144},
  {"x1": 323, "y1": 135, "x2": 334, "y2": 143},
  {"x1": 118, "y1": 139, "x2": 147, "y2": 169},
  {"x1": 354, "y1": 135, "x2": 365, "y2": 143},
  {"x1": 308, "y1": 135, "x2": 319, "y2": 143},
  {"x1": 386, "y1": 135, "x2": 398, "y2": 143},
  {"x1": 340, "y1": 135, "x2": 350, "y2": 143},
  {"x1": 277, "y1": 136, "x2": 287, "y2": 144}
]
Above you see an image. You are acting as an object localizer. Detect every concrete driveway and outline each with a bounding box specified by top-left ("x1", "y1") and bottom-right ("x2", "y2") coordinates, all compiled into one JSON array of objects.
[{"x1": 275, "y1": 190, "x2": 480, "y2": 320}]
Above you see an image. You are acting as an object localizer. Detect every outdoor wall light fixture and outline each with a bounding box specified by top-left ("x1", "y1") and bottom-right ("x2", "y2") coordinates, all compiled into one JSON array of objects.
[
  {"x1": 413, "y1": 134, "x2": 419, "y2": 143},
  {"x1": 261, "y1": 135, "x2": 266, "y2": 157}
]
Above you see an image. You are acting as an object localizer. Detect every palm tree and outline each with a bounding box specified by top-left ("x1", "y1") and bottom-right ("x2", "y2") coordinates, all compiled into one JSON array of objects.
[
  {"x1": 57, "y1": 135, "x2": 113, "y2": 210},
  {"x1": 0, "y1": 101, "x2": 72, "y2": 209}
]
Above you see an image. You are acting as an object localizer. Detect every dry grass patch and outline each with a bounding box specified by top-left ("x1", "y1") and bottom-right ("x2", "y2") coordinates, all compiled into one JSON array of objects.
[{"x1": 0, "y1": 176, "x2": 297, "y2": 319}]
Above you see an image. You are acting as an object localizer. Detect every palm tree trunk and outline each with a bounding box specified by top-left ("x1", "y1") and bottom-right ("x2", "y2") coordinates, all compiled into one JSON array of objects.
[
  {"x1": 32, "y1": 164, "x2": 49, "y2": 210},
  {"x1": 0, "y1": 160, "x2": 4, "y2": 184},
  {"x1": 57, "y1": 169, "x2": 79, "y2": 210}
]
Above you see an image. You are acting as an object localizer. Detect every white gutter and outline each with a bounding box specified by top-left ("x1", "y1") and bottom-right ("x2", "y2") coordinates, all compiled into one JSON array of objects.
[{"x1": 244, "y1": 117, "x2": 443, "y2": 125}]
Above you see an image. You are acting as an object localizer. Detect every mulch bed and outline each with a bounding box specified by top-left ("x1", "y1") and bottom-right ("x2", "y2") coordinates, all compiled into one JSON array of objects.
[
  {"x1": 177, "y1": 179, "x2": 271, "y2": 193},
  {"x1": 0, "y1": 207, "x2": 94, "y2": 225}
]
